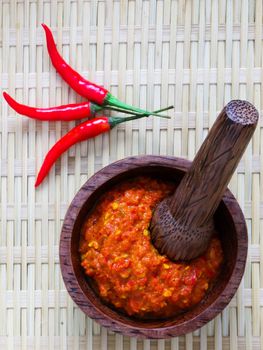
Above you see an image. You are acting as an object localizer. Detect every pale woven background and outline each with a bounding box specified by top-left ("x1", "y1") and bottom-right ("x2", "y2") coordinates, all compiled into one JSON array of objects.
[{"x1": 0, "y1": 0, "x2": 262, "y2": 349}]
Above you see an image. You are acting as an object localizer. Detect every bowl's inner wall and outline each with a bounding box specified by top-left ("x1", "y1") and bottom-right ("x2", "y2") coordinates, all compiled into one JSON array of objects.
[{"x1": 70, "y1": 165, "x2": 238, "y2": 328}]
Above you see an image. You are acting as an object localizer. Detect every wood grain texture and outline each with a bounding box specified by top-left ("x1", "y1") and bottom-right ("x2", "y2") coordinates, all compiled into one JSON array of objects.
[
  {"x1": 59, "y1": 155, "x2": 247, "y2": 339},
  {"x1": 150, "y1": 101, "x2": 258, "y2": 260}
]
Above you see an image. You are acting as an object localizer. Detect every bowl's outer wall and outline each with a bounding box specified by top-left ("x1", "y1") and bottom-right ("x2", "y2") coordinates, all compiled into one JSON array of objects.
[{"x1": 60, "y1": 156, "x2": 248, "y2": 338}]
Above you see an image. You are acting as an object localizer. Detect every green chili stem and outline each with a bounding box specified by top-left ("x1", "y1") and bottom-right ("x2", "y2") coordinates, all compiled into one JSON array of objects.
[
  {"x1": 104, "y1": 105, "x2": 174, "y2": 118},
  {"x1": 105, "y1": 93, "x2": 172, "y2": 118}
]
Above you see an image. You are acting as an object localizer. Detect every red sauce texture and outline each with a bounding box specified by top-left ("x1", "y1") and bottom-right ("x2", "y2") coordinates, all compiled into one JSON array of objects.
[{"x1": 79, "y1": 177, "x2": 223, "y2": 318}]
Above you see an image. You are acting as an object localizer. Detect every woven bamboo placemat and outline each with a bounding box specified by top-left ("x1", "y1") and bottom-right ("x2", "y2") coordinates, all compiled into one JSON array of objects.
[{"x1": 1, "y1": 0, "x2": 262, "y2": 349}]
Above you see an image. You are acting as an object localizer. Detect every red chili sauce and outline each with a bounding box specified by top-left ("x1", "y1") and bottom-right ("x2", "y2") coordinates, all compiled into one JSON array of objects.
[{"x1": 79, "y1": 177, "x2": 223, "y2": 318}]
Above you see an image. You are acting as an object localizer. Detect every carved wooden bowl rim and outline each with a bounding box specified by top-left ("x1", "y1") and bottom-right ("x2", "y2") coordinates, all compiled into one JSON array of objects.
[{"x1": 59, "y1": 155, "x2": 247, "y2": 339}]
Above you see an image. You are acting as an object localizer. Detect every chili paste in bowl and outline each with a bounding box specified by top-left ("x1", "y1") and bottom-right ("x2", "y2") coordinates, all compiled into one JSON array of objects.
[{"x1": 79, "y1": 176, "x2": 223, "y2": 318}]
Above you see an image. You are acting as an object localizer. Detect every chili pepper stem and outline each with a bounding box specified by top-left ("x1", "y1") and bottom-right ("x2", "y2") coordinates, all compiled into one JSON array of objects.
[
  {"x1": 105, "y1": 93, "x2": 171, "y2": 118},
  {"x1": 104, "y1": 105, "x2": 173, "y2": 118},
  {"x1": 149, "y1": 105, "x2": 174, "y2": 114},
  {"x1": 109, "y1": 106, "x2": 175, "y2": 127},
  {"x1": 108, "y1": 115, "x2": 147, "y2": 128},
  {"x1": 109, "y1": 104, "x2": 174, "y2": 129},
  {"x1": 90, "y1": 103, "x2": 103, "y2": 114}
]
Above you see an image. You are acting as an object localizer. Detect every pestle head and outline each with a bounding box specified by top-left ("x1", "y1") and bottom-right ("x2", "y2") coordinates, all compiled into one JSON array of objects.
[
  {"x1": 150, "y1": 198, "x2": 215, "y2": 261},
  {"x1": 226, "y1": 100, "x2": 259, "y2": 125}
]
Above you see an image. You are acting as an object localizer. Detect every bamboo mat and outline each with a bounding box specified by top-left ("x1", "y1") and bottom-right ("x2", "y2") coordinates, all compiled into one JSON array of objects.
[{"x1": 0, "y1": 0, "x2": 262, "y2": 349}]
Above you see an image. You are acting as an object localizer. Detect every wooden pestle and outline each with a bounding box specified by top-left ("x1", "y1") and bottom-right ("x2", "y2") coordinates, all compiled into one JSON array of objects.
[{"x1": 150, "y1": 100, "x2": 259, "y2": 261}]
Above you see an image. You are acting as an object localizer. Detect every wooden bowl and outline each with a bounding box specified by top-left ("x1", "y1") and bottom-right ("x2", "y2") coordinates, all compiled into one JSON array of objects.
[{"x1": 59, "y1": 155, "x2": 247, "y2": 339}]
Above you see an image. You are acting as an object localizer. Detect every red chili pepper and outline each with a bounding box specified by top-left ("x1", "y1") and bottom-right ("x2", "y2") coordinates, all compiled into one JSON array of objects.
[
  {"x1": 42, "y1": 24, "x2": 168, "y2": 118},
  {"x1": 35, "y1": 114, "x2": 143, "y2": 187},
  {"x1": 42, "y1": 24, "x2": 108, "y2": 105},
  {"x1": 4, "y1": 91, "x2": 173, "y2": 122},
  {"x1": 3, "y1": 92, "x2": 101, "y2": 121}
]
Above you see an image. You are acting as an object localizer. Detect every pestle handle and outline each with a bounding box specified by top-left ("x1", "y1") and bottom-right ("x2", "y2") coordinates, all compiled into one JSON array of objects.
[{"x1": 169, "y1": 100, "x2": 258, "y2": 228}]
